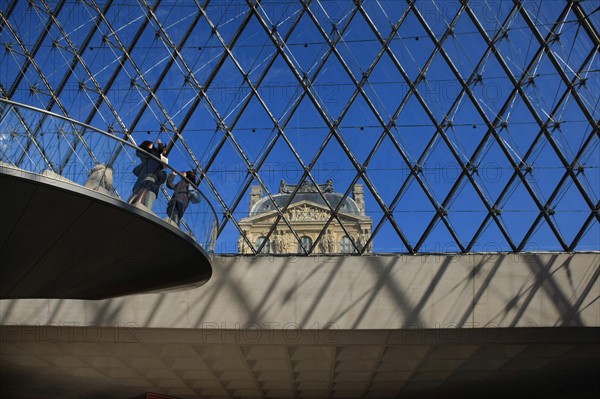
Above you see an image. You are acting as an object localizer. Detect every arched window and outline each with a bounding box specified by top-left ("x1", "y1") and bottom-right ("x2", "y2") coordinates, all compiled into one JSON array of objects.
[
  {"x1": 297, "y1": 236, "x2": 312, "y2": 254},
  {"x1": 340, "y1": 235, "x2": 354, "y2": 254},
  {"x1": 256, "y1": 236, "x2": 270, "y2": 254}
]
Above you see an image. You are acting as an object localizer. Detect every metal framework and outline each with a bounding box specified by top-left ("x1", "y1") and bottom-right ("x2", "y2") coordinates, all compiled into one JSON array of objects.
[{"x1": 1, "y1": 0, "x2": 598, "y2": 254}]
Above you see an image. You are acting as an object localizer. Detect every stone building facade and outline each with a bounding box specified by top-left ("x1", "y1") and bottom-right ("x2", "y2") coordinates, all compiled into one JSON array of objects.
[{"x1": 238, "y1": 180, "x2": 372, "y2": 254}]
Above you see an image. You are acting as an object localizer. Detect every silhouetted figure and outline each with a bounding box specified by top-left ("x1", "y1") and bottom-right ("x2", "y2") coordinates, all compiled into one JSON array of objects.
[
  {"x1": 166, "y1": 170, "x2": 200, "y2": 226},
  {"x1": 129, "y1": 139, "x2": 167, "y2": 211}
]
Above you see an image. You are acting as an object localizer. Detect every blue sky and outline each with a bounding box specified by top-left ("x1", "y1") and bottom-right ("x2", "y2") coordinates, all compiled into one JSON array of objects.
[{"x1": 1, "y1": 0, "x2": 598, "y2": 253}]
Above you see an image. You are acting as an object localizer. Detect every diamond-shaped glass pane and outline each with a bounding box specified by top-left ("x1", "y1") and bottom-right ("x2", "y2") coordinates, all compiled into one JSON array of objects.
[{"x1": 1, "y1": 0, "x2": 597, "y2": 254}]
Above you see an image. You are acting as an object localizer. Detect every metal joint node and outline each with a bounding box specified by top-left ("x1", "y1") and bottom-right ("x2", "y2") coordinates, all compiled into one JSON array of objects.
[
  {"x1": 447, "y1": 26, "x2": 455, "y2": 39},
  {"x1": 523, "y1": 74, "x2": 537, "y2": 87},
  {"x1": 472, "y1": 74, "x2": 483, "y2": 86},
  {"x1": 302, "y1": 73, "x2": 310, "y2": 85},
  {"x1": 495, "y1": 29, "x2": 510, "y2": 43},
  {"x1": 548, "y1": 33, "x2": 561, "y2": 45},
  {"x1": 550, "y1": 120, "x2": 563, "y2": 131},
  {"x1": 467, "y1": 162, "x2": 479, "y2": 175},
  {"x1": 569, "y1": 163, "x2": 586, "y2": 175},
  {"x1": 519, "y1": 163, "x2": 534, "y2": 175}
]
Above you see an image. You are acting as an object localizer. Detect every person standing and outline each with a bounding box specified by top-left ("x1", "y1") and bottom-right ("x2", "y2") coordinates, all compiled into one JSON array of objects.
[
  {"x1": 129, "y1": 139, "x2": 167, "y2": 211},
  {"x1": 166, "y1": 170, "x2": 200, "y2": 226}
]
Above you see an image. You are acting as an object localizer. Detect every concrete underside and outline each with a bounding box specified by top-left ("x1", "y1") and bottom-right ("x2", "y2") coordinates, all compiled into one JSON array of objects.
[
  {"x1": 1, "y1": 253, "x2": 599, "y2": 398},
  {"x1": 0, "y1": 168, "x2": 212, "y2": 300}
]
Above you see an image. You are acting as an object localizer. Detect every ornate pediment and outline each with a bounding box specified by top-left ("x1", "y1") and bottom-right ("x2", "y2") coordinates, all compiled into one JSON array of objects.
[
  {"x1": 285, "y1": 203, "x2": 330, "y2": 221},
  {"x1": 241, "y1": 201, "x2": 365, "y2": 225}
]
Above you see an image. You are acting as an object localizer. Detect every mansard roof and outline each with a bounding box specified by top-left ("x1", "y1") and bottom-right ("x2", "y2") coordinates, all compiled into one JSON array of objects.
[{"x1": 249, "y1": 179, "x2": 361, "y2": 217}]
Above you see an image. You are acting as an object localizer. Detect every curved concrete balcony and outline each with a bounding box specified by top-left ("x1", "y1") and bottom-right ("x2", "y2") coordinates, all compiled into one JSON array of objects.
[{"x1": 0, "y1": 99, "x2": 215, "y2": 299}]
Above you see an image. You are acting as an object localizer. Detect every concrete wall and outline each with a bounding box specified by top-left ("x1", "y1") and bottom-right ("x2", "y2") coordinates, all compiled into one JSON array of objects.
[{"x1": 1, "y1": 253, "x2": 598, "y2": 330}]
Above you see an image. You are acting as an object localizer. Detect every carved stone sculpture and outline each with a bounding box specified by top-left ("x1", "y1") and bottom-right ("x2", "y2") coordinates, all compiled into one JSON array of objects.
[
  {"x1": 358, "y1": 229, "x2": 371, "y2": 252},
  {"x1": 84, "y1": 164, "x2": 114, "y2": 196},
  {"x1": 324, "y1": 230, "x2": 336, "y2": 253}
]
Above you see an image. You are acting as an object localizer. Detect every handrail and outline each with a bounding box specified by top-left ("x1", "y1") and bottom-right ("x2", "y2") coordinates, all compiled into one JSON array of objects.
[{"x1": 0, "y1": 98, "x2": 218, "y2": 253}]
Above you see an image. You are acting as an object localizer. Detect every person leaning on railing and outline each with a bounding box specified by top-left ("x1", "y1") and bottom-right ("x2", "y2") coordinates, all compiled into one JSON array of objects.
[
  {"x1": 166, "y1": 170, "x2": 201, "y2": 226},
  {"x1": 129, "y1": 139, "x2": 167, "y2": 211}
]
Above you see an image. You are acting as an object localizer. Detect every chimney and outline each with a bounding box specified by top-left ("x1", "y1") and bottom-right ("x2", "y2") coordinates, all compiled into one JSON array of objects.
[
  {"x1": 249, "y1": 185, "x2": 263, "y2": 212},
  {"x1": 353, "y1": 184, "x2": 365, "y2": 215}
]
